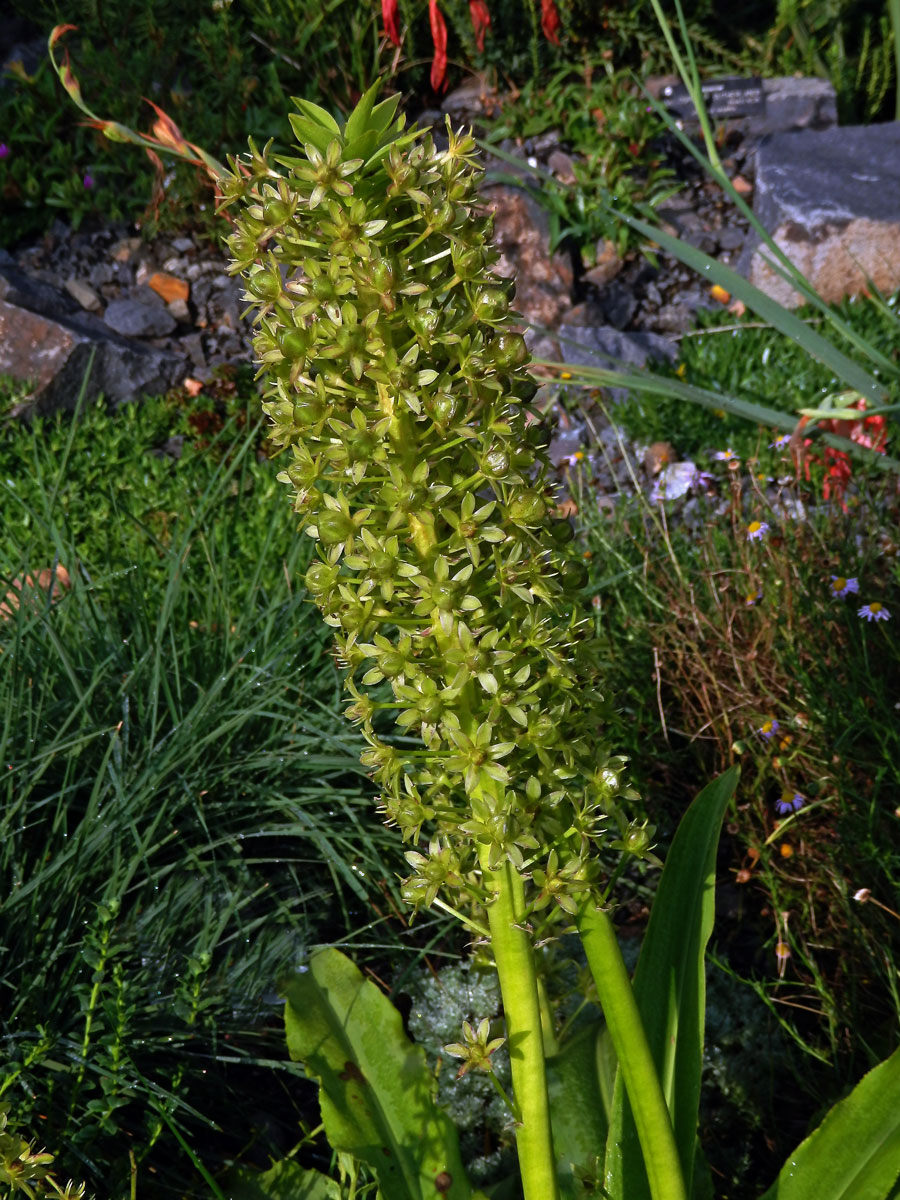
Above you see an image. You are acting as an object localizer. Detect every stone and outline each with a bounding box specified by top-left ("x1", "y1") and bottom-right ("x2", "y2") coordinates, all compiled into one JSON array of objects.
[
  {"x1": 0, "y1": 263, "x2": 188, "y2": 414},
  {"x1": 0, "y1": 565, "x2": 71, "y2": 621},
  {"x1": 148, "y1": 271, "x2": 190, "y2": 304},
  {"x1": 166, "y1": 298, "x2": 191, "y2": 323},
  {"x1": 110, "y1": 237, "x2": 141, "y2": 262},
  {"x1": 596, "y1": 281, "x2": 638, "y2": 330},
  {"x1": 104, "y1": 297, "x2": 178, "y2": 338},
  {"x1": 716, "y1": 226, "x2": 745, "y2": 251},
  {"x1": 555, "y1": 323, "x2": 677, "y2": 406},
  {"x1": 547, "y1": 149, "x2": 576, "y2": 184},
  {"x1": 480, "y1": 184, "x2": 573, "y2": 330},
  {"x1": 441, "y1": 74, "x2": 497, "y2": 117},
  {"x1": 584, "y1": 238, "x2": 623, "y2": 287},
  {"x1": 0, "y1": 260, "x2": 80, "y2": 321},
  {"x1": 64, "y1": 278, "x2": 102, "y2": 311},
  {"x1": 657, "y1": 75, "x2": 837, "y2": 142},
  {"x1": 740, "y1": 123, "x2": 900, "y2": 306}
]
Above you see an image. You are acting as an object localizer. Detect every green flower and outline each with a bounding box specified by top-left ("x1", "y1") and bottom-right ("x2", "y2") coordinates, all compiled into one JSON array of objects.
[{"x1": 225, "y1": 83, "x2": 629, "y2": 913}]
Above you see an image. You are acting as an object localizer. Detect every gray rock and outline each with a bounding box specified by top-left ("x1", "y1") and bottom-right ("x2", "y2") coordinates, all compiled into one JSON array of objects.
[
  {"x1": 64, "y1": 278, "x2": 102, "y2": 312},
  {"x1": 716, "y1": 226, "x2": 745, "y2": 251},
  {"x1": 180, "y1": 333, "x2": 207, "y2": 367},
  {"x1": 0, "y1": 261, "x2": 81, "y2": 321},
  {"x1": 88, "y1": 262, "x2": 116, "y2": 287},
  {"x1": 598, "y1": 282, "x2": 638, "y2": 330},
  {"x1": 0, "y1": 262, "x2": 188, "y2": 414},
  {"x1": 104, "y1": 297, "x2": 178, "y2": 338},
  {"x1": 557, "y1": 324, "x2": 677, "y2": 371},
  {"x1": 748, "y1": 76, "x2": 838, "y2": 140},
  {"x1": 660, "y1": 75, "x2": 837, "y2": 142},
  {"x1": 739, "y1": 123, "x2": 900, "y2": 305},
  {"x1": 167, "y1": 298, "x2": 191, "y2": 323},
  {"x1": 556, "y1": 323, "x2": 677, "y2": 405}
]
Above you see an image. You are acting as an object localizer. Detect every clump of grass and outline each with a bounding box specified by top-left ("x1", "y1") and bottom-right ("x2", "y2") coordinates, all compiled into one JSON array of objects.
[
  {"x1": 568, "y1": 411, "x2": 899, "y2": 1195},
  {"x1": 575, "y1": 413, "x2": 900, "y2": 1066},
  {"x1": 0, "y1": 383, "x2": 437, "y2": 1196},
  {"x1": 615, "y1": 294, "x2": 900, "y2": 466}
]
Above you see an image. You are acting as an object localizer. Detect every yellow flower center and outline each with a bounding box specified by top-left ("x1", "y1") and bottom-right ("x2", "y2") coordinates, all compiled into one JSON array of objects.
[
  {"x1": 869, "y1": 602, "x2": 883, "y2": 614},
  {"x1": 832, "y1": 577, "x2": 846, "y2": 591}
]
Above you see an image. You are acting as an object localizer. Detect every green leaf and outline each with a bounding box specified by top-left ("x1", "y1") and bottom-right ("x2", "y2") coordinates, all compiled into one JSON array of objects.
[
  {"x1": 605, "y1": 767, "x2": 740, "y2": 1200},
  {"x1": 343, "y1": 80, "x2": 381, "y2": 147},
  {"x1": 287, "y1": 113, "x2": 336, "y2": 156},
  {"x1": 225, "y1": 1159, "x2": 341, "y2": 1200},
  {"x1": 539, "y1": 352, "x2": 900, "y2": 475},
  {"x1": 613, "y1": 212, "x2": 888, "y2": 409},
  {"x1": 292, "y1": 96, "x2": 343, "y2": 135},
  {"x1": 547, "y1": 1020, "x2": 615, "y2": 1199},
  {"x1": 282, "y1": 949, "x2": 471, "y2": 1200},
  {"x1": 757, "y1": 1043, "x2": 900, "y2": 1200}
]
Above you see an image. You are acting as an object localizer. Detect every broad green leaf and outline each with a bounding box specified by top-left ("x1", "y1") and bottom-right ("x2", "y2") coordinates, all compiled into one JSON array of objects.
[
  {"x1": 344, "y1": 80, "x2": 381, "y2": 146},
  {"x1": 225, "y1": 1158, "x2": 341, "y2": 1200},
  {"x1": 547, "y1": 1020, "x2": 615, "y2": 1198},
  {"x1": 287, "y1": 113, "x2": 337, "y2": 156},
  {"x1": 613, "y1": 213, "x2": 888, "y2": 409},
  {"x1": 371, "y1": 92, "x2": 403, "y2": 135},
  {"x1": 757, "y1": 1043, "x2": 900, "y2": 1200},
  {"x1": 605, "y1": 767, "x2": 740, "y2": 1200},
  {"x1": 282, "y1": 949, "x2": 471, "y2": 1200},
  {"x1": 291, "y1": 96, "x2": 343, "y2": 135}
]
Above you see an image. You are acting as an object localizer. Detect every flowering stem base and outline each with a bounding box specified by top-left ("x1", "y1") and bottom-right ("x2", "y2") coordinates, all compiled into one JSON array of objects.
[
  {"x1": 480, "y1": 851, "x2": 559, "y2": 1200},
  {"x1": 575, "y1": 899, "x2": 687, "y2": 1200}
]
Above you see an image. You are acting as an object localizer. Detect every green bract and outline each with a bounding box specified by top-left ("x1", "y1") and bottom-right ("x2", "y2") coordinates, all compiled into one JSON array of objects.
[{"x1": 221, "y1": 84, "x2": 621, "y2": 913}]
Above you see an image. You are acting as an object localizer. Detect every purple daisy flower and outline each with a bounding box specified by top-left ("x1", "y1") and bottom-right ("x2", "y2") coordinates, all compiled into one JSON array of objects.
[
  {"x1": 830, "y1": 575, "x2": 859, "y2": 598},
  {"x1": 775, "y1": 791, "x2": 804, "y2": 815},
  {"x1": 858, "y1": 602, "x2": 891, "y2": 622},
  {"x1": 746, "y1": 520, "x2": 769, "y2": 542}
]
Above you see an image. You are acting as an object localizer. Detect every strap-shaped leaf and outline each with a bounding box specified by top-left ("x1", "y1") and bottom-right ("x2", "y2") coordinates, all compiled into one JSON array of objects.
[
  {"x1": 547, "y1": 1019, "x2": 615, "y2": 1198},
  {"x1": 757, "y1": 1043, "x2": 900, "y2": 1200},
  {"x1": 282, "y1": 949, "x2": 471, "y2": 1200},
  {"x1": 615, "y1": 213, "x2": 888, "y2": 409},
  {"x1": 605, "y1": 767, "x2": 740, "y2": 1199}
]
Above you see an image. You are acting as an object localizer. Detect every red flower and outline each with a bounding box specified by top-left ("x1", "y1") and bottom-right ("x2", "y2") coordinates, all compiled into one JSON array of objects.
[
  {"x1": 541, "y1": 0, "x2": 561, "y2": 44},
  {"x1": 429, "y1": 0, "x2": 448, "y2": 92},
  {"x1": 382, "y1": 0, "x2": 401, "y2": 46},
  {"x1": 469, "y1": 0, "x2": 491, "y2": 52}
]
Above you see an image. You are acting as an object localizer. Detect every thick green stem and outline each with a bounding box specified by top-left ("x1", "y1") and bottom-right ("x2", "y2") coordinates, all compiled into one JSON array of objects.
[
  {"x1": 576, "y1": 899, "x2": 687, "y2": 1200},
  {"x1": 481, "y1": 853, "x2": 560, "y2": 1200}
]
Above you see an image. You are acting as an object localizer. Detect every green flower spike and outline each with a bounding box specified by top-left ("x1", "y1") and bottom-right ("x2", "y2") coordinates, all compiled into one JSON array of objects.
[
  {"x1": 223, "y1": 79, "x2": 638, "y2": 1200},
  {"x1": 222, "y1": 82, "x2": 620, "y2": 917}
]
